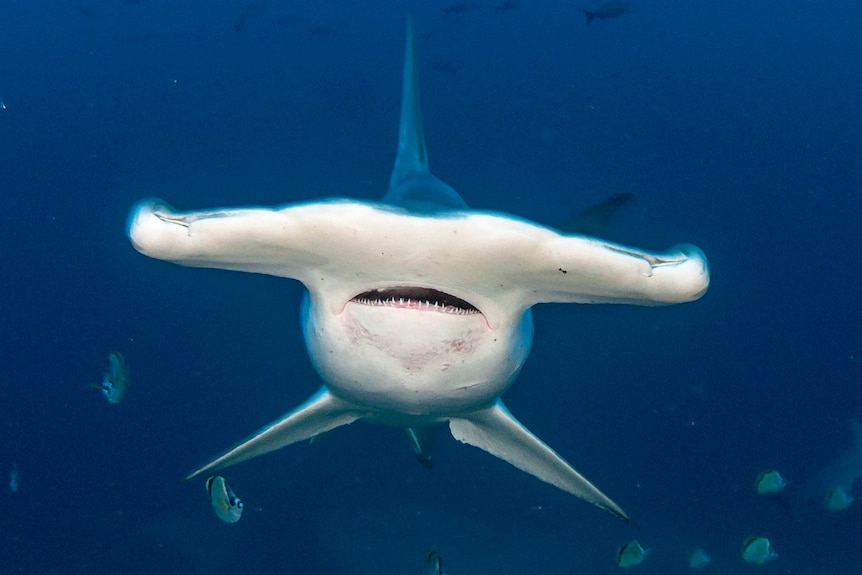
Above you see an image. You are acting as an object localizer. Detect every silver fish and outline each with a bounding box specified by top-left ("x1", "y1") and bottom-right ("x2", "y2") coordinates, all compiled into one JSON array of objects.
[
  {"x1": 754, "y1": 469, "x2": 788, "y2": 495},
  {"x1": 688, "y1": 546, "x2": 711, "y2": 569},
  {"x1": 616, "y1": 539, "x2": 650, "y2": 568},
  {"x1": 96, "y1": 352, "x2": 130, "y2": 404},
  {"x1": 426, "y1": 550, "x2": 445, "y2": 575},
  {"x1": 9, "y1": 463, "x2": 18, "y2": 493},
  {"x1": 741, "y1": 536, "x2": 778, "y2": 565},
  {"x1": 206, "y1": 475, "x2": 243, "y2": 522},
  {"x1": 811, "y1": 419, "x2": 862, "y2": 511}
]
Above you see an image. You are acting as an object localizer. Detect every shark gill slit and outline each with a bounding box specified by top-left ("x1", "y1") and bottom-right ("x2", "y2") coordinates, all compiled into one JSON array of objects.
[{"x1": 351, "y1": 287, "x2": 480, "y2": 315}]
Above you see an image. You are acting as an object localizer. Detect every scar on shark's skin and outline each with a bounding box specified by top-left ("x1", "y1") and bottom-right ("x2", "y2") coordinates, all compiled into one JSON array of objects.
[{"x1": 127, "y1": 18, "x2": 708, "y2": 522}]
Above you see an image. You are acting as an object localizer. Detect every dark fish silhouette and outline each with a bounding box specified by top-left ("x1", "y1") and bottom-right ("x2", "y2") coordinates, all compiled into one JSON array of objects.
[
  {"x1": 582, "y1": 1, "x2": 631, "y2": 25},
  {"x1": 234, "y1": 2, "x2": 267, "y2": 33},
  {"x1": 558, "y1": 193, "x2": 634, "y2": 237},
  {"x1": 494, "y1": 1, "x2": 520, "y2": 12},
  {"x1": 307, "y1": 26, "x2": 334, "y2": 37},
  {"x1": 442, "y1": 2, "x2": 473, "y2": 16},
  {"x1": 432, "y1": 61, "x2": 461, "y2": 75}
]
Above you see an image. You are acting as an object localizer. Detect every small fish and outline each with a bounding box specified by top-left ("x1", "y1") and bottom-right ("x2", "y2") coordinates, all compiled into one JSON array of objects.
[
  {"x1": 807, "y1": 419, "x2": 862, "y2": 509},
  {"x1": 754, "y1": 469, "x2": 788, "y2": 494},
  {"x1": 9, "y1": 463, "x2": 19, "y2": 493},
  {"x1": 582, "y1": 1, "x2": 631, "y2": 25},
  {"x1": 616, "y1": 540, "x2": 650, "y2": 568},
  {"x1": 741, "y1": 536, "x2": 778, "y2": 565},
  {"x1": 823, "y1": 484, "x2": 854, "y2": 511},
  {"x1": 688, "y1": 547, "x2": 711, "y2": 569},
  {"x1": 206, "y1": 475, "x2": 243, "y2": 522},
  {"x1": 95, "y1": 352, "x2": 130, "y2": 404},
  {"x1": 426, "y1": 550, "x2": 446, "y2": 575}
]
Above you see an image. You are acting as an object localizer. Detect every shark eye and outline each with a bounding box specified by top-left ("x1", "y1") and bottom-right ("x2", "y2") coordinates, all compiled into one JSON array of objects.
[{"x1": 351, "y1": 287, "x2": 479, "y2": 315}]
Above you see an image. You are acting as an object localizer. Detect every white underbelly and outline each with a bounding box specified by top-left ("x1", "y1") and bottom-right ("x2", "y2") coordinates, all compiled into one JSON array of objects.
[{"x1": 303, "y1": 300, "x2": 532, "y2": 418}]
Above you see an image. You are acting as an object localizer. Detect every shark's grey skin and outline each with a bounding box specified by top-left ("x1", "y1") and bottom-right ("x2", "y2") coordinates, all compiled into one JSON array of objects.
[{"x1": 127, "y1": 20, "x2": 708, "y2": 521}]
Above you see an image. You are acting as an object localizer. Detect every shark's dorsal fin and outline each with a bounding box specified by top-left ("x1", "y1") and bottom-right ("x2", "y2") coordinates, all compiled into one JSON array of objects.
[
  {"x1": 389, "y1": 17, "x2": 426, "y2": 188},
  {"x1": 383, "y1": 17, "x2": 468, "y2": 211}
]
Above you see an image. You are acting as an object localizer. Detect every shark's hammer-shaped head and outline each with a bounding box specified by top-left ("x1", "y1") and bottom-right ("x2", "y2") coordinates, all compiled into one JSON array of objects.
[{"x1": 126, "y1": 20, "x2": 709, "y2": 522}]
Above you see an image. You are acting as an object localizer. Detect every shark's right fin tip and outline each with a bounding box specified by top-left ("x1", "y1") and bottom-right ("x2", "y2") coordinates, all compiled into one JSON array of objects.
[{"x1": 449, "y1": 400, "x2": 629, "y2": 521}]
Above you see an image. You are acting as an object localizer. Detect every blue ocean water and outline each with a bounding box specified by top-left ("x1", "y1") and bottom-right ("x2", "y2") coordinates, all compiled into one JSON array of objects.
[{"x1": 2, "y1": 1, "x2": 861, "y2": 573}]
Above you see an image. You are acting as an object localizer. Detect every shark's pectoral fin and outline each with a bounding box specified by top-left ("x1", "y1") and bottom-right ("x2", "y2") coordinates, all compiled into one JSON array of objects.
[
  {"x1": 186, "y1": 388, "x2": 361, "y2": 480},
  {"x1": 448, "y1": 400, "x2": 629, "y2": 521},
  {"x1": 405, "y1": 426, "x2": 437, "y2": 468}
]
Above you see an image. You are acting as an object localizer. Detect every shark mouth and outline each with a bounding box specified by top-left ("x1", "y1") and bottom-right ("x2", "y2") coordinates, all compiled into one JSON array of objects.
[{"x1": 351, "y1": 287, "x2": 480, "y2": 315}]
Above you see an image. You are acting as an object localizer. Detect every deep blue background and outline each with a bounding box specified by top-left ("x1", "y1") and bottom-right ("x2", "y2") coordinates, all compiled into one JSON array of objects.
[{"x1": 2, "y1": 1, "x2": 861, "y2": 573}]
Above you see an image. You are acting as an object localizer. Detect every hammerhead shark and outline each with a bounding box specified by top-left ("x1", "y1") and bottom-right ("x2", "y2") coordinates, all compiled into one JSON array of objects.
[{"x1": 127, "y1": 20, "x2": 708, "y2": 521}]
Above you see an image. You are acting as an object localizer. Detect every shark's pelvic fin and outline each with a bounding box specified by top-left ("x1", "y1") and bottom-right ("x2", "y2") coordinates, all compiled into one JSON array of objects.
[
  {"x1": 405, "y1": 426, "x2": 437, "y2": 468},
  {"x1": 383, "y1": 17, "x2": 468, "y2": 211},
  {"x1": 449, "y1": 400, "x2": 629, "y2": 521},
  {"x1": 186, "y1": 388, "x2": 361, "y2": 480}
]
